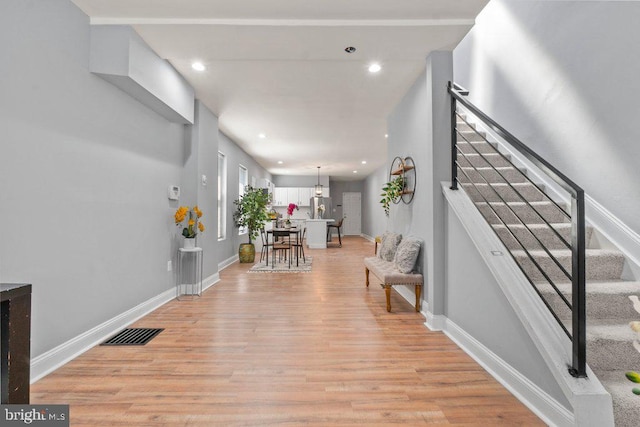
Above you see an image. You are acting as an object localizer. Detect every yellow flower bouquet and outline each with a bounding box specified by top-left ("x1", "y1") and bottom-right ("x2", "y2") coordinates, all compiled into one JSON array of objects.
[{"x1": 175, "y1": 205, "x2": 205, "y2": 238}]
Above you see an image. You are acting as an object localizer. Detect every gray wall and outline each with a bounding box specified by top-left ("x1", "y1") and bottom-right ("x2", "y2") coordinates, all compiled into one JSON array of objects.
[
  {"x1": 273, "y1": 175, "x2": 329, "y2": 188},
  {"x1": 383, "y1": 52, "x2": 453, "y2": 313},
  {"x1": 362, "y1": 165, "x2": 388, "y2": 239},
  {"x1": 218, "y1": 132, "x2": 272, "y2": 255},
  {"x1": 0, "y1": 0, "x2": 271, "y2": 358},
  {"x1": 445, "y1": 204, "x2": 571, "y2": 409},
  {"x1": 330, "y1": 180, "x2": 365, "y2": 221},
  {"x1": 0, "y1": 0, "x2": 185, "y2": 356},
  {"x1": 453, "y1": 0, "x2": 640, "y2": 235}
]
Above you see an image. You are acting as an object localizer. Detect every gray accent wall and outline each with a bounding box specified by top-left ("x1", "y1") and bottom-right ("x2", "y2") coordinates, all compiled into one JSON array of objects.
[
  {"x1": 383, "y1": 52, "x2": 453, "y2": 314},
  {"x1": 453, "y1": 0, "x2": 640, "y2": 235},
  {"x1": 0, "y1": 0, "x2": 185, "y2": 356},
  {"x1": 362, "y1": 165, "x2": 388, "y2": 239},
  {"x1": 217, "y1": 132, "x2": 272, "y2": 257},
  {"x1": 0, "y1": 0, "x2": 270, "y2": 359}
]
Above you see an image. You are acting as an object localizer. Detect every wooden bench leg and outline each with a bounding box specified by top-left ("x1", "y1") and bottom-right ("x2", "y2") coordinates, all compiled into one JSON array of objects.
[
  {"x1": 365, "y1": 267, "x2": 370, "y2": 287},
  {"x1": 415, "y1": 285, "x2": 421, "y2": 312},
  {"x1": 384, "y1": 285, "x2": 392, "y2": 312}
]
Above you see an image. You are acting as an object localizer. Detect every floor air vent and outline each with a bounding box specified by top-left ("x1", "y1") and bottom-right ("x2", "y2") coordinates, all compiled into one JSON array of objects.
[{"x1": 101, "y1": 328, "x2": 164, "y2": 346}]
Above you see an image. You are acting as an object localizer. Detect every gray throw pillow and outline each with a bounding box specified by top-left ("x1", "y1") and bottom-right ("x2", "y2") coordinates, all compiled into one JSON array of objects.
[
  {"x1": 379, "y1": 232, "x2": 402, "y2": 262},
  {"x1": 394, "y1": 236, "x2": 422, "y2": 273}
]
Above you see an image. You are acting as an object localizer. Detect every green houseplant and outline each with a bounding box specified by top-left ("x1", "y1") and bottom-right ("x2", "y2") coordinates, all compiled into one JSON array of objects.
[
  {"x1": 233, "y1": 186, "x2": 271, "y2": 263},
  {"x1": 380, "y1": 176, "x2": 405, "y2": 217}
]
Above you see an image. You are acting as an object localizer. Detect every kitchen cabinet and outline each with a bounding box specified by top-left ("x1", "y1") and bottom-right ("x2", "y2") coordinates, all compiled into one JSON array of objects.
[
  {"x1": 298, "y1": 187, "x2": 314, "y2": 206},
  {"x1": 272, "y1": 187, "x2": 315, "y2": 206},
  {"x1": 273, "y1": 187, "x2": 288, "y2": 206}
]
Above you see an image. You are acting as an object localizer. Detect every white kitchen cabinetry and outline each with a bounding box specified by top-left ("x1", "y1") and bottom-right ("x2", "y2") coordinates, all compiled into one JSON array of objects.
[
  {"x1": 273, "y1": 187, "x2": 288, "y2": 206},
  {"x1": 298, "y1": 187, "x2": 314, "y2": 206},
  {"x1": 272, "y1": 187, "x2": 315, "y2": 206}
]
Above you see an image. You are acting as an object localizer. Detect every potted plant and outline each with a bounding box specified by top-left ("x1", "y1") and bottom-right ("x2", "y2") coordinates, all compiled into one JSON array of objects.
[
  {"x1": 175, "y1": 205, "x2": 205, "y2": 248},
  {"x1": 379, "y1": 176, "x2": 405, "y2": 217},
  {"x1": 233, "y1": 186, "x2": 270, "y2": 263}
]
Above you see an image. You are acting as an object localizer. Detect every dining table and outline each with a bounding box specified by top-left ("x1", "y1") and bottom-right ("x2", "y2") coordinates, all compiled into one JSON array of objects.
[{"x1": 266, "y1": 227, "x2": 302, "y2": 268}]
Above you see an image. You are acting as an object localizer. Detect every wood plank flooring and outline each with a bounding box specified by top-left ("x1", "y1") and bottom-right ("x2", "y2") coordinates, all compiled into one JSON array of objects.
[{"x1": 31, "y1": 236, "x2": 544, "y2": 426}]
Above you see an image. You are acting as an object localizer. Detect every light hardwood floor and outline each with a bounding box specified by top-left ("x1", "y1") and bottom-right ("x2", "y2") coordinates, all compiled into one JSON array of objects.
[{"x1": 31, "y1": 236, "x2": 543, "y2": 426}]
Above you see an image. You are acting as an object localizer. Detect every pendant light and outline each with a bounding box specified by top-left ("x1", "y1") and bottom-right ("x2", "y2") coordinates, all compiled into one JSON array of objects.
[{"x1": 315, "y1": 166, "x2": 323, "y2": 196}]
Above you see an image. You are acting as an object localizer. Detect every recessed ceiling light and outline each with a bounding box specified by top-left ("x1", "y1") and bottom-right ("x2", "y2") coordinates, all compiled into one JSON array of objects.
[
  {"x1": 368, "y1": 63, "x2": 382, "y2": 73},
  {"x1": 191, "y1": 62, "x2": 205, "y2": 71},
  {"x1": 361, "y1": 160, "x2": 367, "y2": 165},
  {"x1": 345, "y1": 46, "x2": 356, "y2": 54},
  {"x1": 277, "y1": 160, "x2": 283, "y2": 164},
  {"x1": 353, "y1": 170, "x2": 358, "y2": 174},
  {"x1": 258, "y1": 133, "x2": 266, "y2": 139},
  {"x1": 385, "y1": 134, "x2": 388, "y2": 138}
]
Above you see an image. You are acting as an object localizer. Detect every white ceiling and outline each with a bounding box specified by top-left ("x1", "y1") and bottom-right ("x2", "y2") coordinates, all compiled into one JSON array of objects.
[{"x1": 72, "y1": 0, "x2": 488, "y2": 180}]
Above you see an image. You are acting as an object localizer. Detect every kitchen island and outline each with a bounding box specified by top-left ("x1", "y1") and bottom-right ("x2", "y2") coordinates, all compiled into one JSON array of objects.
[{"x1": 305, "y1": 219, "x2": 334, "y2": 249}]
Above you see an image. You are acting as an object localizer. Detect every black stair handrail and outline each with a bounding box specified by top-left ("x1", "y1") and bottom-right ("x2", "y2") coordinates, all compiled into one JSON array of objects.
[{"x1": 447, "y1": 82, "x2": 587, "y2": 378}]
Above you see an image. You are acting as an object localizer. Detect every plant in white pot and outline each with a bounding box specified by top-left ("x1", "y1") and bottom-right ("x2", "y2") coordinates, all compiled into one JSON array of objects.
[{"x1": 233, "y1": 186, "x2": 270, "y2": 263}]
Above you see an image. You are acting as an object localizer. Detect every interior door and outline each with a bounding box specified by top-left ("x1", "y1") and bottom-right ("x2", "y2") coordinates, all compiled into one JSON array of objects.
[{"x1": 342, "y1": 192, "x2": 361, "y2": 235}]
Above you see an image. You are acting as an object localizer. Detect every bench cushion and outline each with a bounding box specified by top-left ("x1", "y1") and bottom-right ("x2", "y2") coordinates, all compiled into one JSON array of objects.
[{"x1": 365, "y1": 257, "x2": 423, "y2": 285}]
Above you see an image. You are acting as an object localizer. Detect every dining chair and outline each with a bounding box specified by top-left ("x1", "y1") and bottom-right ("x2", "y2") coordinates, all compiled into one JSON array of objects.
[
  {"x1": 326, "y1": 217, "x2": 344, "y2": 247},
  {"x1": 271, "y1": 229, "x2": 292, "y2": 268},
  {"x1": 259, "y1": 228, "x2": 273, "y2": 265},
  {"x1": 291, "y1": 227, "x2": 306, "y2": 264}
]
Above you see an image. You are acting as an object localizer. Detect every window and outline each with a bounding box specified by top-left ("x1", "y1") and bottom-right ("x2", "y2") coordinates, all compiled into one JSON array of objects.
[
  {"x1": 238, "y1": 165, "x2": 248, "y2": 235},
  {"x1": 217, "y1": 152, "x2": 226, "y2": 240}
]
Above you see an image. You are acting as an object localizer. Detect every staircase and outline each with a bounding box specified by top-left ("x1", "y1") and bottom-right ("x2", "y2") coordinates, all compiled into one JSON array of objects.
[{"x1": 456, "y1": 114, "x2": 640, "y2": 426}]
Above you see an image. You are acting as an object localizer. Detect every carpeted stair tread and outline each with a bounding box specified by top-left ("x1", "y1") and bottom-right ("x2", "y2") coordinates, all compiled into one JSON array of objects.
[
  {"x1": 457, "y1": 152, "x2": 513, "y2": 168},
  {"x1": 457, "y1": 130, "x2": 487, "y2": 142},
  {"x1": 536, "y1": 281, "x2": 640, "y2": 320},
  {"x1": 511, "y1": 248, "x2": 625, "y2": 282},
  {"x1": 459, "y1": 166, "x2": 528, "y2": 184},
  {"x1": 493, "y1": 223, "x2": 593, "y2": 251},
  {"x1": 586, "y1": 324, "x2": 640, "y2": 371},
  {"x1": 456, "y1": 121, "x2": 476, "y2": 132},
  {"x1": 461, "y1": 182, "x2": 547, "y2": 203},
  {"x1": 597, "y1": 370, "x2": 640, "y2": 427},
  {"x1": 475, "y1": 200, "x2": 570, "y2": 225},
  {"x1": 457, "y1": 140, "x2": 496, "y2": 154}
]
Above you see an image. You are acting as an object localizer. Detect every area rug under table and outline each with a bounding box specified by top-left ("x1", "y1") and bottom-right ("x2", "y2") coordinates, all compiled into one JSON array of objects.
[{"x1": 249, "y1": 257, "x2": 312, "y2": 273}]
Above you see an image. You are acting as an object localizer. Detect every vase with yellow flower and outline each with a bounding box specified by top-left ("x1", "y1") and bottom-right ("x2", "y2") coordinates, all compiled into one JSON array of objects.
[{"x1": 175, "y1": 205, "x2": 205, "y2": 248}]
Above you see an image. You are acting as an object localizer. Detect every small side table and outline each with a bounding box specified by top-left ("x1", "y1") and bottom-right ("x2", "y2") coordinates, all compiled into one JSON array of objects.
[{"x1": 176, "y1": 247, "x2": 203, "y2": 300}]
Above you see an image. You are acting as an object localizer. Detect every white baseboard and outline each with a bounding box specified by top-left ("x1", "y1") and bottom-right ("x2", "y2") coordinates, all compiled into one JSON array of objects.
[
  {"x1": 219, "y1": 254, "x2": 238, "y2": 271},
  {"x1": 31, "y1": 286, "x2": 176, "y2": 383},
  {"x1": 361, "y1": 234, "x2": 375, "y2": 242},
  {"x1": 424, "y1": 312, "x2": 446, "y2": 331},
  {"x1": 444, "y1": 318, "x2": 574, "y2": 427},
  {"x1": 32, "y1": 271, "x2": 221, "y2": 383},
  {"x1": 203, "y1": 273, "x2": 219, "y2": 291}
]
